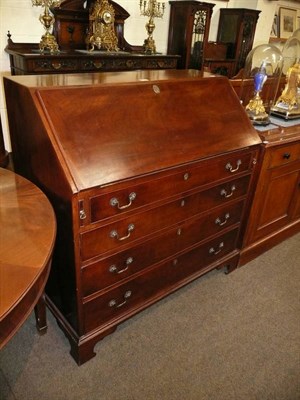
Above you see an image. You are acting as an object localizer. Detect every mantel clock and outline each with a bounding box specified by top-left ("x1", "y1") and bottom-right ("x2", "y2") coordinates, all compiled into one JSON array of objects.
[{"x1": 86, "y1": 0, "x2": 119, "y2": 52}]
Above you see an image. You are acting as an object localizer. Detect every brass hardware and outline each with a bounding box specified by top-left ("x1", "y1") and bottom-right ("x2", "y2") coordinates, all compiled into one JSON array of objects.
[
  {"x1": 253, "y1": 158, "x2": 257, "y2": 165},
  {"x1": 110, "y1": 223, "x2": 135, "y2": 241},
  {"x1": 109, "y1": 257, "x2": 133, "y2": 274},
  {"x1": 153, "y1": 85, "x2": 160, "y2": 94},
  {"x1": 183, "y1": 173, "x2": 190, "y2": 181},
  {"x1": 32, "y1": 0, "x2": 61, "y2": 54},
  {"x1": 283, "y1": 153, "x2": 291, "y2": 159},
  {"x1": 110, "y1": 192, "x2": 136, "y2": 210},
  {"x1": 108, "y1": 290, "x2": 132, "y2": 308},
  {"x1": 126, "y1": 60, "x2": 134, "y2": 68},
  {"x1": 86, "y1": 0, "x2": 119, "y2": 52},
  {"x1": 215, "y1": 213, "x2": 230, "y2": 226},
  {"x1": 51, "y1": 62, "x2": 62, "y2": 70},
  {"x1": 177, "y1": 228, "x2": 182, "y2": 235},
  {"x1": 140, "y1": 0, "x2": 165, "y2": 54},
  {"x1": 180, "y1": 200, "x2": 185, "y2": 207},
  {"x1": 220, "y1": 185, "x2": 236, "y2": 198},
  {"x1": 209, "y1": 242, "x2": 224, "y2": 255},
  {"x1": 79, "y1": 210, "x2": 87, "y2": 220},
  {"x1": 93, "y1": 61, "x2": 103, "y2": 69},
  {"x1": 172, "y1": 259, "x2": 178, "y2": 266},
  {"x1": 226, "y1": 159, "x2": 242, "y2": 173}
]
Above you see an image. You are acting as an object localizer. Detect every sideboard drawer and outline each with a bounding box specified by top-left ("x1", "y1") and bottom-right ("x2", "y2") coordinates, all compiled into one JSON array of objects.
[
  {"x1": 83, "y1": 227, "x2": 239, "y2": 332},
  {"x1": 29, "y1": 58, "x2": 79, "y2": 73},
  {"x1": 269, "y1": 142, "x2": 300, "y2": 168},
  {"x1": 81, "y1": 175, "x2": 250, "y2": 260},
  {"x1": 89, "y1": 151, "x2": 254, "y2": 223},
  {"x1": 81, "y1": 200, "x2": 245, "y2": 296}
]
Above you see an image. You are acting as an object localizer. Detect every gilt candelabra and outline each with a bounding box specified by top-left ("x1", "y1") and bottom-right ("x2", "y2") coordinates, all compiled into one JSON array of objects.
[
  {"x1": 32, "y1": 0, "x2": 61, "y2": 53},
  {"x1": 139, "y1": 0, "x2": 165, "y2": 54}
]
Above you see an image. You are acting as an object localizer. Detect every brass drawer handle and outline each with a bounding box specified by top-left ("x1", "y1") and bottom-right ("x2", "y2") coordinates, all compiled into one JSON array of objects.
[
  {"x1": 220, "y1": 185, "x2": 236, "y2": 198},
  {"x1": 110, "y1": 223, "x2": 135, "y2": 241},
  {"x1": 110, "y1": 192, "x2": 136, "y2": 210},
  {"x1": 209, "y1": 242, "x2": 224, "y2": 255},
  {"x1": 51, "y1": 62, "x2": 62, "y2": 70},
  {"x1": 109, "y1": 257, "x2": 133, "y2": 274},
  {"x1": 283, "y1": 153, "x2": 291, "y2": 159},
  {"x1": 226, "y1": 159, "x2": 242, "y2": 173},
  {"x1": 215, "y1": 213, "x2": 230, "y2": 226},
  {"x1": 108, "y1": 290, "x2": 132, "y2": 308},
  {"x1": 93, "y1": 61, "x2": 103, "y2": 69}
]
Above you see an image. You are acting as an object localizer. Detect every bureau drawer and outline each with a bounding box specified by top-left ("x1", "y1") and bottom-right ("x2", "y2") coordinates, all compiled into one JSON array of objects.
[
  {"x1": 269, "y1": 142, "x2": 300, "y2": 168},
  {"x1": 82, "y1": 228, "x2": 239, "y2": 332},
  {"x1": 89, "y1": 151, "x2": 254, "y2": 222},
  {"x1": 81, "y1": 175, "x2": 250, "y2": 260},
  {"x1": 81, "y1": 200, "x2": 245, "y2": 296}
]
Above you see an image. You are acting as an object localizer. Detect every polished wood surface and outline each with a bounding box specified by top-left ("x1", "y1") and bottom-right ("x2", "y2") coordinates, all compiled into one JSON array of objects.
[
  {"x1": 3, "y1": 70, "x2": 261, "y2": 364},
  {"x1": 0, "y1": 168, "x2": 56, "y2": 349},
  {"x1": 0, "y1": 117, "x2": 9, "y2": 168},
  {"x1": 5, "y1": 1, "x2": 179, "y2": 76},
  {"x1": 240, "y1": 123, "x2": 300, "y2": 265}
]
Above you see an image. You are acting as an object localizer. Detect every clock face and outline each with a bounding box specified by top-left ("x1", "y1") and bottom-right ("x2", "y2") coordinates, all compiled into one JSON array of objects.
[{"x1": 103, "y1": 11, "x2": 112, "y2": 24}]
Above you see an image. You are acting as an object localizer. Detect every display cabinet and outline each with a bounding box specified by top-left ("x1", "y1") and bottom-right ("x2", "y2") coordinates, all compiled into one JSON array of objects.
[
  {"x1": 167, "y1": 1, "x2": 215, "y2": 70},
  {"x1": 217, "y1": 8, "x2": 261, "y2": 77}
]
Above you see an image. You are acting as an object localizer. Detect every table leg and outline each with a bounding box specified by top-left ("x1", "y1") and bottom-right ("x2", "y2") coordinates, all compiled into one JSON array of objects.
[{"x1": 34, "y1": 295, "x2": 48, "y2": 334}]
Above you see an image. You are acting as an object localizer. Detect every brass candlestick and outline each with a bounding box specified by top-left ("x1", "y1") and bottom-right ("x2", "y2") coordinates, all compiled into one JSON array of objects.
[
  {"x1": 139, "y1": 0, "x2": 165, "y2": 54},
  {"x1": 32, "y1": 0, "x2": 61, "y2": 54}
]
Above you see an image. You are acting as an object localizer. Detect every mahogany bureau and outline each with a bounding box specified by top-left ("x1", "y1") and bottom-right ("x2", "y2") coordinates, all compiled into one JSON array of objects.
[{"x1": 4, "y1": 69, "x2": 261, "y2": 364}]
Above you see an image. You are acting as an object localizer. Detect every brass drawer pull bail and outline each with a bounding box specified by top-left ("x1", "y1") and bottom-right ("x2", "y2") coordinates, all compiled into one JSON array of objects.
[
  {"x1": 109, "y1": 290, "x2": 132, "y2": 308},
  {"x1": 110, "y1": 192, "x2": 137, "y2": 210},
  {"x1": 209, "y1": 241, "x2": 224, "y2": 255},
  {"x1": 215, "y1": 213, "x2": 230, "y2": 226},
  {"x1": 220, "y1": 185, "x2": 236, "y2": 198},
  {"x1": 109, "y1": 257, "x2": 133, "y2": 274},
  {"x1": 226, "y1": 159, "x2": 242, "y2": 173},
  {"x1": 110, "y1": 223, "x2": 135, "y2": 241}
]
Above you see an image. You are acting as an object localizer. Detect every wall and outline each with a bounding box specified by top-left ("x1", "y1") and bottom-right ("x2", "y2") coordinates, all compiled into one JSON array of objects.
[{"x1": 0, "y1": 0, "x2": 300, "y2": 151}]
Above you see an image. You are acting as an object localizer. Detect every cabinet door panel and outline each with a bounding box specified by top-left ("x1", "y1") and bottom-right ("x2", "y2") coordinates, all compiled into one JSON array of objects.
[{"x1": 254, "y1": 168, "x2": 299, "y2": 240}]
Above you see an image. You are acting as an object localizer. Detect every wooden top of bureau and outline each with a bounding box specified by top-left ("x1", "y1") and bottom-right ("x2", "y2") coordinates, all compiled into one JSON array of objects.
[{"x1": 4, "y1": 69, "x2": 261, "y2": 194}]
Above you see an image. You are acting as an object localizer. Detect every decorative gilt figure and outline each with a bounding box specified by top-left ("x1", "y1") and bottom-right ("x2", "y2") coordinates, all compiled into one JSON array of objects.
[
  {"x1": 32, "y1": 0, "x2": 61, "y2": 54},
  {"x1": 245, "y1": 63, "x2": 269, "y2": 125},
  {"x1": 140, "y1": 0, "x2": 165, "y2": 54},
  {"x1": 271, "y1": 63, "x2": 300, "y2": 119},
  {"x1": 86, "y1": 0, "x2": 119, "y2": 52}
]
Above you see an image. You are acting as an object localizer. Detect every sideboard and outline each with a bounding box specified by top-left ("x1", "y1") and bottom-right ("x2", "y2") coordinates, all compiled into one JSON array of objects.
[
  {"x1": 5, "y1": 0, "x2": 179, "y2": 75},
  {"x1": 4, "y1": 69, "x2": 261, "y2": 364},
  {"x1": 5, "y1": 36, "x2": 179, "y2": 75},
  {"x1": 240, "y1": 120, "x2": 300, "y2": 265}
]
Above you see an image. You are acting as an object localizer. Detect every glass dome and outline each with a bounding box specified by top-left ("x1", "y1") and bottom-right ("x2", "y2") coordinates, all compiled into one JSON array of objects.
[
  {"x1": 281, "y1": 36, "x2": 300, "y2": 75},
  {"x1": 271, "y1": 36, "x2": 300, "y2": 120},
  {"x1": 241, "y1": 44, "x2": 283, "y2": 126}
]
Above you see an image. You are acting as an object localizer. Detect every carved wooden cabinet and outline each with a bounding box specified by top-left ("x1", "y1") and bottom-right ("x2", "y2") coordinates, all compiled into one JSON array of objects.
[
  {"x1": 5, "y1": 0, "x2": 179, "y2": 75},
  {"x1": 167, "y1": 1, "x2": 215, "y2": 70},
  {"x1": 216, "y1": 8, "x2": 261, "y2": 77},
  {"x1": 240, "y1": 123, "x2": 300, "y2": 265},
  {"x1": 4, "y1": 69, "x2": 261, "y2": 365}
]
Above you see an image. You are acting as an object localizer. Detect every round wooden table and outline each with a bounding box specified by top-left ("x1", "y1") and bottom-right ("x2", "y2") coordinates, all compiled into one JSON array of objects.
[{"x1": 0, "y1": 167, "x2": 56, "y2": 349}]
